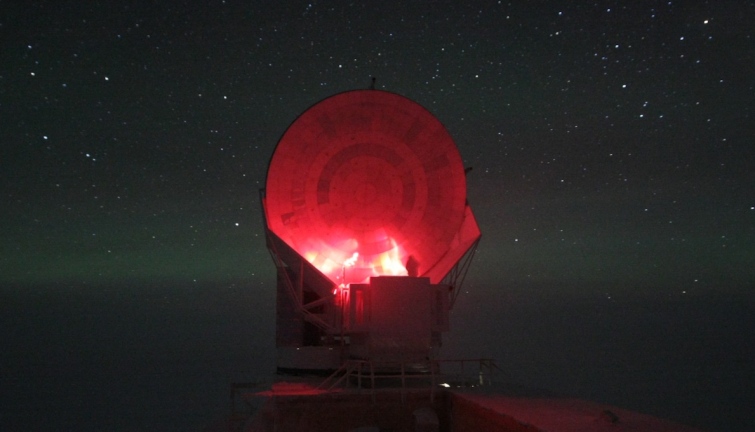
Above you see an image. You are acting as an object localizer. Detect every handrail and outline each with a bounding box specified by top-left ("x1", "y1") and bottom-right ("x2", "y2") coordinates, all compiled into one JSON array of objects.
[{"x1": 317, "y1": 358, "x2": 501, "y2": 402}]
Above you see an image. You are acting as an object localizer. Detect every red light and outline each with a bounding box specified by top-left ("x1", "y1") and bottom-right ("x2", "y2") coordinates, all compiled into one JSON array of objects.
[{"x1": 265, "y1": 90, "x2": 479, "y2": 285}]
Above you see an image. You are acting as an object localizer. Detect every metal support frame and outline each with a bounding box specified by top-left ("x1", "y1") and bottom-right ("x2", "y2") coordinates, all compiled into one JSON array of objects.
[
  {"x1": 260, "y1": 188, "x2": 338, "y2": 334},
  {"x1": 442, "y1": 237, "x2": 481, "y2": 309}
]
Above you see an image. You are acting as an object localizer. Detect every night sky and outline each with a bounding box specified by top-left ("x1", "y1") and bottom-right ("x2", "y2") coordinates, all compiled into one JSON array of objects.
[{"x1": 2, "y1": 1, "x2": 754, "y2": 431}]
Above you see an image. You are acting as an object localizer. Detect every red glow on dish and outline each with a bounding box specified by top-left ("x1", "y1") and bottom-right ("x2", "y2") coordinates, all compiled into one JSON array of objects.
[
  {"x1": 265, "y1": 90, "x2": 479, "y2": 287},
  {"x1": 303, "y1": 236, "x2": 408, "y2": 289}
]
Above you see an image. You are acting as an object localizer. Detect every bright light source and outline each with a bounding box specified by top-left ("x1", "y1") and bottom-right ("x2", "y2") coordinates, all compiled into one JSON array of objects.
[
  {"x1": 343, "y1": 252, "x2": 359, "y2": 267},
  {"x1": 303, "y1": 237, "x2": 408, "y2": 287}
]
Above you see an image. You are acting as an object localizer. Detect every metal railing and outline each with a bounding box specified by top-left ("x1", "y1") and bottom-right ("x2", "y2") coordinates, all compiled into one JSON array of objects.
[
  {"x1": 436, "y1": 358, "x2": 502, "y2": 387},
  {"x1": 317, "y1": 358, "x2": 502, "y2": 402}
]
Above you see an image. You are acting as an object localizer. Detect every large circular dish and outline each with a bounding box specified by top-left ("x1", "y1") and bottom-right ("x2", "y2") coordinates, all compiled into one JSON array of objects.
[{"x1": 265, "y1": 90, "x2": 467, "y2": 285}]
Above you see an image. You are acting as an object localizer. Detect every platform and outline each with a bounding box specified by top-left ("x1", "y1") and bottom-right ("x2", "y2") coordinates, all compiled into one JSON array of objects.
[{"x1": 232, "y1": 382, "x2": 705, "y2": 432}]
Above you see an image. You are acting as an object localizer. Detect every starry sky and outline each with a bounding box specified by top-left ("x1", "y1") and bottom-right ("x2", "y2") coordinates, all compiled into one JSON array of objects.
[
  {"x1": 1, "y1": 1, "x2": 754, "y2": 430},
  {"x1": 2, "y1": 1, "x2": 753, "y2": 296}
]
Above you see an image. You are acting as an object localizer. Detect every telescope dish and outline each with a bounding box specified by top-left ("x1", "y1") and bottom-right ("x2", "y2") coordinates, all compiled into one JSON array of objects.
[{"x1": 265, "y1": 90, "x2": 471, "y2": 285}]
